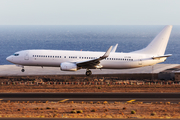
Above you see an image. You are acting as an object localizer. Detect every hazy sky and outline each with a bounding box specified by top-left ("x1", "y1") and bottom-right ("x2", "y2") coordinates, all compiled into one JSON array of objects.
[{"x1": 0, "y1": 0, "x2": 179, "y2": 25}]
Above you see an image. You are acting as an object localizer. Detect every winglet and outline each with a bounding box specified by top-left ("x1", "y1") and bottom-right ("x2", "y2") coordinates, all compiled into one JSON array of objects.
[
  {"x1": 111, "y1": 44, "x2": 118, "y2": 52},
  {"x1": 101, "y1": 46, "x2": 113, "y2": 58}
]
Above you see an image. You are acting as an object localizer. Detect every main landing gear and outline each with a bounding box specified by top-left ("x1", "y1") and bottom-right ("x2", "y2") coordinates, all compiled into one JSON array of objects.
[
  {"x1": 86, "y1": 69, "x2": 92, "y2": 76},
  {"x1": 21, "y1": 66, "x2": 25, "y2": 72}
]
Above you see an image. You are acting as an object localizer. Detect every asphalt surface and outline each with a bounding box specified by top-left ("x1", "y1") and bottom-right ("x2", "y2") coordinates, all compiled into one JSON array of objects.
[
  {"x1": 0, "y1": 92, "x2": 180, "y2": 98},
  {"x1": 0, "y1": 93, "x2": 180, "y2": 103},
  {"x1": 0, "y1": 64, "x2": 179, "y2": 76}
]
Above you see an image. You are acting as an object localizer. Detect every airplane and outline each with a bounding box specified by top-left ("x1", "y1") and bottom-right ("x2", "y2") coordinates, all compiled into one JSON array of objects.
[{"x1": 6, "y1": 25, "x2": 172, "y2": 76}]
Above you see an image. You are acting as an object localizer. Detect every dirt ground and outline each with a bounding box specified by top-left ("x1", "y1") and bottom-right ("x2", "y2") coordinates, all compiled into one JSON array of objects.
[
  {"x1": 0, "y1": 84, "x2": 179, "y2": 93},
  {"x1": 0, "y1": 101, "x2": 179, "y2": 118}
]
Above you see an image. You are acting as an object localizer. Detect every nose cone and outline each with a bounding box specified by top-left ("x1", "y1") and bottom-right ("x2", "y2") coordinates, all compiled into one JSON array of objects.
[{"x1": 6, "y1": 56, "x2": 13, "y2": 63}]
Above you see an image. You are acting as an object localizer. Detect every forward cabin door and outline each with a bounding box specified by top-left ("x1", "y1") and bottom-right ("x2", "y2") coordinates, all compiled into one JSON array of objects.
[
  {"x1": 24, "y1": 51, "x2": 29, "y2": 60},
  {"x1": 138, "y1": 56, "x2": 142, "y2": 66}
]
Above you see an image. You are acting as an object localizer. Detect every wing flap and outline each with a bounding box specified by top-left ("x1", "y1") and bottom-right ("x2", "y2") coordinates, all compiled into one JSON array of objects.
[{"x1": 77, "y1": 46, "x2": 112, "y2": 69}]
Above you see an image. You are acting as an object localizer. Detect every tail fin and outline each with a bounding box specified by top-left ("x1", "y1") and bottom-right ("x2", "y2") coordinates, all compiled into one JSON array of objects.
[{"x1": 131, "y1": 25, "x2": 172, "y2": 55}]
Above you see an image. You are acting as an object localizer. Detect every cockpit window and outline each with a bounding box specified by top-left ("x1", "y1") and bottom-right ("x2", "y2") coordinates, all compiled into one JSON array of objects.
[{"x1": 13, "y1": 53, "x2": 19, "y2": 56}]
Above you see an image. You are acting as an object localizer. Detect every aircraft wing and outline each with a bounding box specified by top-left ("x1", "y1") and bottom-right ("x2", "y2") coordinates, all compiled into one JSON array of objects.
[
  {"x1": 76, "y1": 46, "x2": 113, "y2": 69},
  {"x1": 152, "y1": 54, "x2": 172, "y2": 59}
]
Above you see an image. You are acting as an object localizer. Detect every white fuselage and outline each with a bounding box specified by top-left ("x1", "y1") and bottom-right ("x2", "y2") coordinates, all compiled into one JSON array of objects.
[{"x1": 6, "y1": 49, "x2": 166, "y2": 69}]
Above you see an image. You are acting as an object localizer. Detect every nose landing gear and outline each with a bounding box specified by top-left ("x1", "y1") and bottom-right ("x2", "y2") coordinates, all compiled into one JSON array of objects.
[
  {"x1": 21, "y1": 66, "x2": 25, "y2": 72},
  {"x1": 86, "y1": 69, "x2": 92, "y2": 76},
  {"x1": 21, "y1": 69, "x2": 25, "y2": 72}
]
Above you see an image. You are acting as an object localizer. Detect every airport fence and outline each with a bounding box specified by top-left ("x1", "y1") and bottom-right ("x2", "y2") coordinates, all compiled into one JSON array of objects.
[{"x1": 1, "y1": 81, "x2": 180, "y2": 85}]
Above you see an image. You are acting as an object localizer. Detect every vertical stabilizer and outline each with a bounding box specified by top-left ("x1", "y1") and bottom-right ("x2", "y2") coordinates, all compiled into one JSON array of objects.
[{"x1": 131, "y1": 25, "x2": 172, "y2": 55}]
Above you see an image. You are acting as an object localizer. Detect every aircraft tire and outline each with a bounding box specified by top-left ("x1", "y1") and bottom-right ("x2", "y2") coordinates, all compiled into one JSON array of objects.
[
  {"x1": 86, "y1": 70, "x2": 92, "y2": 76},
  {"x1": 21, "y1": 69, "x2": 25, "y2": 72}
]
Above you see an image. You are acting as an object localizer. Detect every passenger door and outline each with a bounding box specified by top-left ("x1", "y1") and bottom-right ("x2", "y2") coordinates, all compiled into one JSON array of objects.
[{"x1": 24, "y1": 51, "x2": 29, "y2": 60}]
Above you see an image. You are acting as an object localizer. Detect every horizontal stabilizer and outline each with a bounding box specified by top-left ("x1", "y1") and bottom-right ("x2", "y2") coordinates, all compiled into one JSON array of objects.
[{"x1": 152, "y1": 54, "x2": 172, "y2": 59}]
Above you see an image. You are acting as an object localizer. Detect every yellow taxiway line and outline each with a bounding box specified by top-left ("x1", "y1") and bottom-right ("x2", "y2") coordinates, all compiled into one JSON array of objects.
[
  {"x1": 126, "y1": 99, "x2": 136, "y2": 103},
  {"x1": 59, "y1": 99, "x2": 69, "y2": 103}
]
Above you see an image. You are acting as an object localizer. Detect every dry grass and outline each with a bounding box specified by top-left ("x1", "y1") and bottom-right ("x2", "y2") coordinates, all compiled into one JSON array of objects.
[
  {"x1": 0, "y1": 84, "x2": 179, "y2": 93},
  {"x1": 0, "y1": 76, "x2": 179, "y2": 93}
]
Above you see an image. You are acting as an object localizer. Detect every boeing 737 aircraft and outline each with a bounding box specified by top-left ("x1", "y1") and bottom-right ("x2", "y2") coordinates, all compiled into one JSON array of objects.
[{"x1": 6, "y1": 25, "x2": 172, "y2": 76}]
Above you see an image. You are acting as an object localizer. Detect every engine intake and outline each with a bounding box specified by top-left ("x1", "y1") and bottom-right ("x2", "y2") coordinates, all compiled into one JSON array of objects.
[{"x1": 60, "y1": 62, "x2": 77, "y2": 71}]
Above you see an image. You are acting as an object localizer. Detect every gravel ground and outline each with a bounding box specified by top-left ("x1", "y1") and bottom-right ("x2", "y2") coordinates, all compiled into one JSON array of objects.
[{"x1": 0, "y1": 101, "x2": 179, "y2": 118}]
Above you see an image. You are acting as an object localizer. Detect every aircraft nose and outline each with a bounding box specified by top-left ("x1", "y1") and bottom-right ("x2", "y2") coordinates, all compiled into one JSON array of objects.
[{"x1": 6, "y1": 56, "x2": 13, "y2": 62}]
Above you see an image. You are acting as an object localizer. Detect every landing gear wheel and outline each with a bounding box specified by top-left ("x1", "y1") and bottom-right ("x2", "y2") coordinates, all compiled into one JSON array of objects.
[
  {"x1": 21, "y1": 69, "x2": 25, "y2": 72},
  {"x1": 86, "y1": 70, "x2": 92, "y2": 76}
]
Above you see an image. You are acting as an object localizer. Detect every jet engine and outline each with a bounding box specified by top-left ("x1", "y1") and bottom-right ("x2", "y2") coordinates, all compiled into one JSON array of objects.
[{"x1": 60, "y1": 62, "x2": 77, "y2": 71}]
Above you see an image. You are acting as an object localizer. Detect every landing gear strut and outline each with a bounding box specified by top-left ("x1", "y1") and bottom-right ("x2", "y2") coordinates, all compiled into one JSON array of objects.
[
  {"x1": 21, "y1": 67, "x2": 25, "y2": 72},
  {"x1": 86, "y1": 69, "x2": 92, "y2": 76}
]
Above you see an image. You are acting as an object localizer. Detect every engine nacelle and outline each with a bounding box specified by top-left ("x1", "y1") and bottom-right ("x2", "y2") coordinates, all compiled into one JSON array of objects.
[{"x1": 60, "y1": 62, "x2": 77, "y2": 71}]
